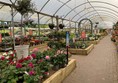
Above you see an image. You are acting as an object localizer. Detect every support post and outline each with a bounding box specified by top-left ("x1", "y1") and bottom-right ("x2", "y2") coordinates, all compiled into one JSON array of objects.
[
  {"x1": 37, "y1": 13, "x2": 40, "y2": 40},
  {"x1": 56, "y1": 15, "x2": 59, "y2": 31},
  {"x1": 11, "y1": 6, "x2": 15, "y2": 50}
]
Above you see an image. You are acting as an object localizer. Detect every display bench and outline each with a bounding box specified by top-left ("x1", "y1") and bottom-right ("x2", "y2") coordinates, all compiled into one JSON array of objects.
[
  {"x1": 89, "y1": 39, "x2": 100, "y2": 45},
  {"x1": 68, "y1": 44, "x2": 94, "y2": 55},
  {"x1": 43, "y1": 59, "x2": 76, "y2": 83}
]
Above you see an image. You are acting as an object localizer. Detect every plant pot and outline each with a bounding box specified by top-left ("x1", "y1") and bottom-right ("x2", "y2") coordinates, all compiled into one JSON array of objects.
[
  {"x1": 48, "y1": 24, "x2": 55, "y2": 29},
  {"x1": 15, "y1": 45, "x2": 29, "y2": 60},
  {"x1": 59, "y1": 24, "x2": 64, "y2": 29},
  {"x1": 52, "y1": 65, "x2": 60, "y2": 71},
  {"x1": 17, "y1": 73, "x2": 24, "y2": 83}
]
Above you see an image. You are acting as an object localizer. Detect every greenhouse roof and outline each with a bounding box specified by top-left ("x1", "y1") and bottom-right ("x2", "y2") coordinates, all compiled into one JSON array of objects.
[{"x1": 0, "y1": 0, "x2": 117, "y2": 28}]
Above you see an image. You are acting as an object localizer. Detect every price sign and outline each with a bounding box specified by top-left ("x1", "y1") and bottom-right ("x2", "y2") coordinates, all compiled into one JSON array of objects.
[
  {"x1": 66, "y1": 31, "x2": 70, "y2": 46},
  {"x1": 81, "y1": 31, "x2": 86, "y2": 39}
]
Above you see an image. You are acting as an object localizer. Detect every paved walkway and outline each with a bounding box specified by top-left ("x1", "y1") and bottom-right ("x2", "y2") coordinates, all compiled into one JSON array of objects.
[{"x1": 64, "y1": 36, "x2": 118, "y2": 83}]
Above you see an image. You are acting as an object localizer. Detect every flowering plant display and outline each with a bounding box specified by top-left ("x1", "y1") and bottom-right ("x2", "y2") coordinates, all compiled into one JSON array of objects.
[{"x1": 0, "y1": 47, "x2": 70, "y2": 83}]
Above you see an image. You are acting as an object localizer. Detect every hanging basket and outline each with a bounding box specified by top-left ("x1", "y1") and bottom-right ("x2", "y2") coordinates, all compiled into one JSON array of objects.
[
  {"x1": 59, "y1": 24, "x2": 65, "y2": 29},
  {"x1": 48, "y1": 23, "x2": 55, "y2": 29}
]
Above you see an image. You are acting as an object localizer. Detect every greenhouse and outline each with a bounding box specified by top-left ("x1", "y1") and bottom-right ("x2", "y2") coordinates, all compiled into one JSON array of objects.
[{"x1": 0, "y1": 0, "x2": 118, "y2": 83}]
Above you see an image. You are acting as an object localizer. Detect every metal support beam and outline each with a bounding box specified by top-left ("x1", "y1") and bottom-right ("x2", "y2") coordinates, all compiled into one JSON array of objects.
[
  {"x1": 76, "y1": 10, "x2": 118, "y2": 22},
  {"x1": 37, "y1": 13, "x2": 40, "y2": 39},
  {"x1": 11, "y1": 6, "x2": 15, "y2": 50}
]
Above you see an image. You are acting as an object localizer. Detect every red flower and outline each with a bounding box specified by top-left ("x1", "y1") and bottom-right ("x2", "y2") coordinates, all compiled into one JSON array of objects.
[
  {"x1": 18, "y1": 59, "x2": 24, "y2": 63},
  {"x1": 28, "y1": 62, "x2": 34, "y2": 68},
  {"x1": 24, "y1": 56, "x2": 31, "y2": 60},
  {"x1": 44, "y1": 72, "x2": 49, "y2": 76},
  {"x1": 31, "y1": 54, "x2": 36, "y2": 58},
  {"x1": 10, "y1": 54, "x2": 14, "y2": 57},
  {"x1": 14, "y1": 50, "x2": 16, "y2": 53},
  {"x1": 9, "y1": 61, "x2": 15, "y2": 65},
  {"x1": 29, "y1": 70, "x2": 35, "y2": 76},
  {"x1": 16, "y1": 63, "x2": 22, "y2": 68},
  {"x1": 27, "y1": 56, "x2": 31, "y2": 60},
  {"x1": 1, "y1": 56, "x2": 5, "y2": 60},
  {"x1": 8, "y1": 58, "x2": 12, "y2": 62}
]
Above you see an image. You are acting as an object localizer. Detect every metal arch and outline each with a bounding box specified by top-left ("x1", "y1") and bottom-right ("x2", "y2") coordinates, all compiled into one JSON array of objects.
[
  {"x1": 80, "y1": 13, "x2": 118, "y2": 25},
  {"x1": 40, "y1": 0, "x2": 51, "y2": 12},
  {"x1": 76, "y1": 10, "x2": 118, "y2": 22},
  {"x1": 78, "y1": 18, "x2": 93, "y2": 34},
  {"x1": 82, "y1": 13, "x2": 118, "y2": 24},
  {"x1": 64, "y1": 1, "x2": 118, "y2": 18},
  {"x1": 85, "y1": 15, "x2": 117, "y2": 24},
  {"x1": 89, "y1": 15, "x2": 117, "y2": 23},
  {"x1": 71, "y1": 6, "x2": 118, "y2": 21},
  {"x1": 0, "y1": 4, "x2": 4, "y2": 9},
  {"x1": 53, "y1": 0, "x2": 71, "y2": 16}
]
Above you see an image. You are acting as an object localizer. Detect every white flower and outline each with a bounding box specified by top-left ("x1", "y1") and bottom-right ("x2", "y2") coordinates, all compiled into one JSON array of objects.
[
  {"x1": 8, "y1": 51, "x2": 13, "y2": 54},
  {"x1": 3, "y1": 53, "x2": 7, "y2": 56}
]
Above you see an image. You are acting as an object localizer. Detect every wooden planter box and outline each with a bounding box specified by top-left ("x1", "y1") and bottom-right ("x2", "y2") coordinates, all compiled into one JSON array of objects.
[
  {"x1": 89, "y1": 39, "x2": 100, "y2": 44},
  {"x1": 43, "y1": 59, "x2": 76, "y2": 83},
  {"x1": 68, "y1": 44, "x2": 94, "y2": 55}
]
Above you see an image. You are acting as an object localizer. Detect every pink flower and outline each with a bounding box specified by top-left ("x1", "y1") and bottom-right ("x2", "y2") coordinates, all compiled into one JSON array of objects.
[
  {"x1": 45, "y1": 56, "x2": 50, "y2": 60},
  {"x1": 47, "y1": 46, "x2": 50, "y2": 50},
  {"x1": 16, "y1": 63, "x2": 22, "y2": 68},
  {"x1": 39, "y1": 76, "x2": 43, "y2": 79},
  {"x1": 38, "y1": 59, "x2": 43, "y2": 63},
  {"x1": 28, "y1": 62, "x2": 34, "y2": 68},
  {"x1": 31, "y1": 54, "x2": 36, "y2": 58},
  {"x1": 1, "y1": 56, "x2": 5, "y2": 60},
  {"x1": 57, "y1": 50, "x2": 61, "y2": 54},
  {"x1": 32, "y1": 48, "x2": 39, "y2": 53},
  {"x1": 29, "y1": 70, "x2": 35, "y2": 76}
]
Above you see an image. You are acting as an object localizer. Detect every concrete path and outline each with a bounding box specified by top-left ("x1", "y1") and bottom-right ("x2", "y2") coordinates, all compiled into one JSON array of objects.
[{"x1": 64, "y1": 36, "x2": 118, "y2": 83}]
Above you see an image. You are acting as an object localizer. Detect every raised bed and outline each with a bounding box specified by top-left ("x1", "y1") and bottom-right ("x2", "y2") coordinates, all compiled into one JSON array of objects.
[
  {"x1": 89, "y1": 39, "x2": 100, "y2": 44},
  {"x1": 69, "y1": 44, "x2": 94, "y2": 55},
  {"x1": 43, "y1": 59, "x2": 76, "y2": 83}
]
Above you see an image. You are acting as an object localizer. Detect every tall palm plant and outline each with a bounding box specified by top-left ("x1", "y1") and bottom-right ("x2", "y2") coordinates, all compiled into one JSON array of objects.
[{"x1": 10, "y1": 0, "x2": 36, "y2": 35}]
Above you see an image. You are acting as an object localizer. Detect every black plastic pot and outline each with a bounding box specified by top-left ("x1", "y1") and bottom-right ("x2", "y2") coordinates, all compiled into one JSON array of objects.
[
  {"x1": 59, "y1": 24, "x2": 65, "y2": 29},
  {"x1": 48, "y1": 23, "x2": 55, "y2": 29}
]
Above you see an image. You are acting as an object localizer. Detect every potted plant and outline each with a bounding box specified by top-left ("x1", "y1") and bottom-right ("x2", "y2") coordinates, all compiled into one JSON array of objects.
[
  {"x1": 59, "y1": 24, "x2": 65, "y2": 29},
  {"x1": 48, "y1": 23, "x2": 55, "y2": 29},
  {"x1": 10, "y1": 0, "x2": 36, "y2": 34}
]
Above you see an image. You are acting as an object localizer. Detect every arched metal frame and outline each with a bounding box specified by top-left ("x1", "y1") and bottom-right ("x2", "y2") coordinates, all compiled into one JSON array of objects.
[
  {"x1": 78, "y1": 18, "x2": 93, "y2": 34},
  {"x1": 71, "y1": 6, "x2": 118, "y2": 21},
  {"x1": 83, "y1": 15, "x2": 117, "y2": 27},
  {"x1": 76, "y1": 10, "x2": 118, "y2": 22},
  {"x1": 43, "y1": 6, "x2": 118, "y2": 25},
  {"x1": 89, "y1": 15, "x2": 117, "y2": 23},
  {"x1": 64, "y1": 1, "x2": 118, "y2": 19},
  {"x1": 0, "y1": 1, "x2": 118, "y2": 28},
  {"x1": 86, "y1": 14, "x2": 117, "y2": 23}
]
